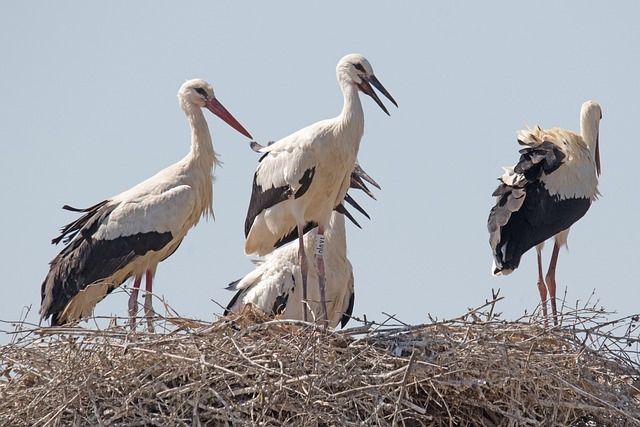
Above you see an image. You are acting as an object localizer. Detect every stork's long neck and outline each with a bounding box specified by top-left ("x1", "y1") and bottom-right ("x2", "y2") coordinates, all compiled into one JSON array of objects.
[
  {"x1": 580, "y1": 114, "x2": 599, "y2": 155},
  {"x1": 185, "y1": 105, "x2": 218, "y2": 167},
  {"x1": 580, "y1": 107, "x2": 601, "y2": 177},
  {"x1": 183, "y1": 102, "x2": 217, "y2": 217},
  {"x1": 337, "y1": 83, "x2": 365, "y2": 148}
]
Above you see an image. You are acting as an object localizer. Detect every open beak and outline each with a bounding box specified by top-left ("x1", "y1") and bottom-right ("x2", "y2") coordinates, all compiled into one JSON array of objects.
[
  {"x1": 356, "y1": 75, "x2": 398, "y2": 116},
  {"x1": 205, "y1": 98, "x2": 253, "y2": 139},
  {"x1": 350, "y1": 163, "x2": 381, "y2": 200},
  {"x1": 354, "y1": 163, "x2": 381, "y2": 189},
  {"x1": 340, "y1": 162, "x2": 381, "y2": 226}
]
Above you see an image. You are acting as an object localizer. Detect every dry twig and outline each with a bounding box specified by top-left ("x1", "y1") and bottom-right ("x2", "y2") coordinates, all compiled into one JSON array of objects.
[{"x1": 1, "y1": 294, "x2": 639, "y2": 426}]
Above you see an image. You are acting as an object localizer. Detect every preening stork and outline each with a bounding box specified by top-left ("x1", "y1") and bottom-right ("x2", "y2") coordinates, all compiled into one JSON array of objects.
[
  {"x1": 243, "y1": 53, "x2": 397, "y2": 327},
  {"x1": 226, "y1": 163, "x2": 380, "y2": 328},
  {"x1": 39, "y1": 79, "x2": 252, "y2": 330},
  {"x1": 488, "y1": 100, "x2": 602, "y2": 325}
]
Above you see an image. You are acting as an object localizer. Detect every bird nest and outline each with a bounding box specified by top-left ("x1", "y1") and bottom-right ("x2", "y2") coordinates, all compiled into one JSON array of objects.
[{"x1": 1, "y1": 291, "x2": 639, "y2": 426}]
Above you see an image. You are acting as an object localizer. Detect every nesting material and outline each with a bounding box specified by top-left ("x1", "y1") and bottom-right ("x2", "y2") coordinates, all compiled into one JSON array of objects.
[{"x1": 1, "y1": 295, "x2": 639, "y2": 426}]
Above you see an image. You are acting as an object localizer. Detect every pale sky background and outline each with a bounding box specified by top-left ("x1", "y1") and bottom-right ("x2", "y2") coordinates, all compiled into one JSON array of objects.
[{"x1": 1, "y1": 2, "x2": 637, "y2": 343}]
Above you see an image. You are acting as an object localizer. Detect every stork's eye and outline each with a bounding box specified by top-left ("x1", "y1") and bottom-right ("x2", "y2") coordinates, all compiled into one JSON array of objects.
[
  {"x1": 353, "y1": 63, "x2": 365, "y2": 72},
  {"x1": 194, "y1": 87, "x2": 208, "y2": 98}
]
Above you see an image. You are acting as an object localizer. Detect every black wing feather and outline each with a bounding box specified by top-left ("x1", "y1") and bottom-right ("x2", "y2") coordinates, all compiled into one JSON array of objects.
[
  {"x1": 224, "y1": 280, "x2": 243, "y2": 316},
  {"x1": 334, "y1": 203, "x2": 361, "y2": 229},
  {"x1": 343, "y1": 192, "x2": 370, "y2": 220},
  {"x1": 273, "y1": 221, "x2": 317, "y2": 249},
  {"x1": 40, "y1": 202, "x2": 174, "y2": 324},
  {"x1": 489, "y1": 140, "x2": 591, "y2": 273},
  {"x1": 52, "y1": 200, "x2": 110, "y2": 245},
  {"x1": 271, "y1": 293, "x2": 289, "y2": 316},
  {"x1": 244, "y1": 167, "x2": 316, "y2": 240},
  {"x1": 244, "y1": 174, "x2": 293, "y2": 238},
  {"x1": 340, "y1": 290, "x2": 355, "y2": 329}
]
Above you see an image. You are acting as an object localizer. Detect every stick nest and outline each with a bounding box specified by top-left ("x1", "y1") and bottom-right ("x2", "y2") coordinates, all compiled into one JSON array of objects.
[{"x1": 1, "y1": 293, "x2": 639, "y2": 426}]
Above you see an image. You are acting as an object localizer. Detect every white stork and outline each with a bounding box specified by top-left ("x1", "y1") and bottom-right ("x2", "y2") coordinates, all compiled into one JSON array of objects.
[
  {"x1": 488, "y1": 100, "x2": 602, "y2": 325},
  {"x1": 243, "y1": 53, "x2": 397, "y2": 327},
  {"x1": 226, "y1": 163, "x2": 380, "y2": 328},
  {"x1": 39, "y1": 79, "x2": 252, "y2": 330}
]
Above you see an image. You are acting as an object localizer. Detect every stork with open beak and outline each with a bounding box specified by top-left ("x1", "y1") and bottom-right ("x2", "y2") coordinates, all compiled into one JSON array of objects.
[
  {"x1": 244, "y1": 54, "x2": 397, "y2": 327},
  {"x1": 227, "y1": 163, "x2": 380, "y2": 328}
]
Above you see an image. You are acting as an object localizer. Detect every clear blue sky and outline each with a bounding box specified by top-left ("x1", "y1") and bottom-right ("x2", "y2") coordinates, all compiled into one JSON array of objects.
[{"x1": 1, "y1": 2, "x2": 637, "y2": 341}]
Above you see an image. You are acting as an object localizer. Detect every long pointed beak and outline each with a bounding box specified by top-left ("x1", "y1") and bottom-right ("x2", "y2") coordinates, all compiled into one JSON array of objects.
[
  {"x1": 357, "y1": 75, "x2": 398, "y2": 116},
  {"x1": 205, "y1": 98, "x2": 253, "y2": 139},
  {"x1": 350, "y1": 163, "x2": 381, "y2": 200},
  {"x1": 354, "y1": 163, "x2": 381, "y2": 190}
]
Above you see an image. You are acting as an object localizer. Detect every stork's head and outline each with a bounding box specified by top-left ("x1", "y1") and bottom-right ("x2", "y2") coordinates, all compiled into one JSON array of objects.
[
  {"x1": 580, "y1": 100, "x2": 602, "y2": 176},
  {"x1": 178, "y1": 78, "x2": 252, "y2": 139},
  {"x1": 336, "y1": 54, "x2": 398, "y2": 115}
]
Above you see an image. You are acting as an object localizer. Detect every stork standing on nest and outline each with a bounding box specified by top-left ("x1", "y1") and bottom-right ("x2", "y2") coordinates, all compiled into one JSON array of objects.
[
  {"x1": 226, "y1": 163, "x2": 380, "y2": 328},
  {"x1": 243, "y1": 54, "x2": 397, "y2": 328},
  {"x1": 39, "y1": 79, "x2": 253, "y2": 331},
  {"x1": 488, "y1": 100, "x2": 602, "y2": 325}
]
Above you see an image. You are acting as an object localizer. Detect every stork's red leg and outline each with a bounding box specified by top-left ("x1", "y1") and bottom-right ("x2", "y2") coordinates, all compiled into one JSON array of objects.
[
  {"x1": 314, "y1": 225, "x2": 329, "y2": 329},
  {"x1": 144, "y1": 270, "x2": 155, "y2": 332},
  {"x1": 128, "y1": 274, "x2": 143, "y2": 329},
  {"x1": 535, "y1": 245, "x2": 549, "y2": 326},
  {"x1": 545, "y1": 242, "x2": 561, "y2": 327},
  {"x1": 298, "y1": 225, "x2": 309, "y2": 322}
]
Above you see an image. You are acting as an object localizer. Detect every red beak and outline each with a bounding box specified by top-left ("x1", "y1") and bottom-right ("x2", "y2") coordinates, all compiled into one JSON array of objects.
[{"x1": 205, "y1": 98, "x2": 253, "y2": 139}]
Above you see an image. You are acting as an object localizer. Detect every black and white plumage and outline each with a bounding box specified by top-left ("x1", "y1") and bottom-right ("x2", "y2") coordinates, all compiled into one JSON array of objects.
[
  {"x1": 39, "y1": 79, "x2": 252, "y2": 330},
  {"x1": 243, "y1": 53, "x2": 396, "y2": 327},
  {"x1": 488, "y1": 100, "x2": 602, "y2": 325},
  {"x1": 228, "y1": 211, "x2": 355, "y2": 328},
  {"x1": 226, "y1": 164, "x2": 380, "y2": 328}
]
